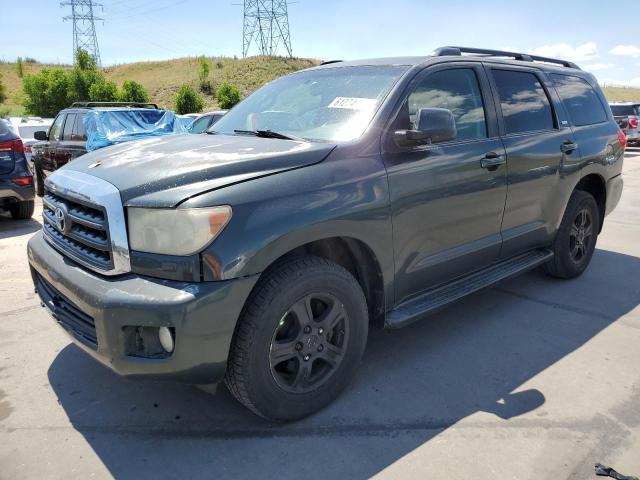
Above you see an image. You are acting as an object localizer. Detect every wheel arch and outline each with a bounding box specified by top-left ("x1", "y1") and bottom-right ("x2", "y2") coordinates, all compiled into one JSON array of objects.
[{"x1": 574, "y1": 173, "x2": 606, "y2": 232}]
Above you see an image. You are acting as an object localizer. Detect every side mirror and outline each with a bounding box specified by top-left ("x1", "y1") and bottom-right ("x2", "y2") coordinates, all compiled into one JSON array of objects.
[
  {"x1": 34, "y1": 131, "x2": 48, "y2": 141},
  {"x1": 394, "y1": 107, "x2": 457, "y2": 146}
]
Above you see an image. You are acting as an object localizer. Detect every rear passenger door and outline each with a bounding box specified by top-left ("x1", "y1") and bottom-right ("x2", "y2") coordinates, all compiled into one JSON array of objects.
[
  {"x1": 383, "y1": 64, "x2": 507, "y2": 304},
  {"x1": 68, "y1": 112, "x2": 88, "y2": 160},
  {"x1": 486, "y1": 66, "x2": 580, "y2": 258}
]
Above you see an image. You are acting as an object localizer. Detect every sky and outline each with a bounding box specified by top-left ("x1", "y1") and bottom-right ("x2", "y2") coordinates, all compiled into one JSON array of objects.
[{"x1": 2, "y1": 0, "x2": 640, "y2": 86}]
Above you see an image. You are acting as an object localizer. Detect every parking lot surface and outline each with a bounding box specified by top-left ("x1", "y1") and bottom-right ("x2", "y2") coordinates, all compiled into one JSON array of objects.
[{"x1": 1, "y1": 151, "x2": 639, "y2": 480}]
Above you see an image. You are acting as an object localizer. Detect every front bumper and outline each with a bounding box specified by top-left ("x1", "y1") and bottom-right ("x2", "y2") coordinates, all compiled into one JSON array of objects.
[
  {"x1": 0, "y1": 179, "x2": 35, "y2": 203},
  {"x1": 28, "y1": 231, "x2": 259, "y2": 384}
]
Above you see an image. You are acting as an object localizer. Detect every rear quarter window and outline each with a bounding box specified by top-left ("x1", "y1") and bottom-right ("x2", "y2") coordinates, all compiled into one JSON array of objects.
[{"x1": 551, "y1": 74, "x2": 608, "y2": 126}]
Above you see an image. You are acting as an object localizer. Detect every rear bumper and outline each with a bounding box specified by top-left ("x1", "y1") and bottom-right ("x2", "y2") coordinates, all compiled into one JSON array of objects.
[
  {"x1": 0, "y1": 179, "x2": 35, "y2": 203},
  {"x1": 605, "y1": 174, "x2": 623, "y2": 217},
  {"x1": 28, "y1": 231, "x2": 259, "y2": 384}
]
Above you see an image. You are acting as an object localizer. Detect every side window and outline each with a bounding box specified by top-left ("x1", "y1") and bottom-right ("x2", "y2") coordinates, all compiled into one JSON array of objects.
[
  {"x1": 550, "y1": 74, "x2": 608, "y2": 126},
  {"x1": 49, "y1": 114, "x2": 66, "y2": 142},
  {"x1": 190, "y1": 116, "x2": 211, "y2": 134},
  {"x1": 492, "y1": 70, "x2": 555, "y2": 135},
  {"x1": 73, "y1": 113, "x2": 87, "y2": 141},
  {"x1": 404, "y1": 68, "x2": 487, "y2": 142},
  {"x1": 62, "y1": 114, "x2": 76, "y2": 141}
]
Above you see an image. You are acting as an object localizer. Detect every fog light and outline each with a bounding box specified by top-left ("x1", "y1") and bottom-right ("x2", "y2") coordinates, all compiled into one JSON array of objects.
[{"x1": 158, "y1": 327, "x2": 174, "y2": 353}]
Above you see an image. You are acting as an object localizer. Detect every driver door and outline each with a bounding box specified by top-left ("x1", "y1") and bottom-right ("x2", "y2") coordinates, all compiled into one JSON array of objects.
[{"x1": 382, "y1": 64, "x2": 508, "y2": 304}]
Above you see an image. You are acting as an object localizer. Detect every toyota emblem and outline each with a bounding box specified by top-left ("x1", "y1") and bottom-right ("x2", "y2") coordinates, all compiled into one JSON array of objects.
[{"x1": 54, "y1": 207, "x2": 66, "y2": 232}]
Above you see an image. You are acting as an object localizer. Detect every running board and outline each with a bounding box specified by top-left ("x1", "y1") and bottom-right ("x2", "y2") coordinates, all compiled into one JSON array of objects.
[{"x1": 385, "y1": 249, "x2": 553, "y2": 329}]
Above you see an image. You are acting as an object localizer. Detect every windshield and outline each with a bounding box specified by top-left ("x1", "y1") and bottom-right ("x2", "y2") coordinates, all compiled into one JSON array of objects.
[
  {"x1": 18, "y1": 125, "x2": 47, "y2": 139},
  {"x1": 212, "y1": 65, "x2": 408, "y2": 142}
]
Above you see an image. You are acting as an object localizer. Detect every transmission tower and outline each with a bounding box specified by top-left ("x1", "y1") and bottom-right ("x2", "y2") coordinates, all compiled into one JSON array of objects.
[
  {"x1": 242, "y1": 0, "x2": 293, "y2": 58},
  {"x1": 61, "y1": 0, "x2": 103, "y2": 66}
]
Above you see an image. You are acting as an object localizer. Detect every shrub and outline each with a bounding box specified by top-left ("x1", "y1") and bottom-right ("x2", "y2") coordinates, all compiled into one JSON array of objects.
[
  {"x1": 216, "y1": 82, "x2": 241, "y2": 109},
  {"x1": 16, "y1": 57, "x2": 24, "y2": 78},
  {"x1": 89, "y1": 78, "x2": 118, "y2": 102},
  {"x1": 0, "y1": 73, "x2": 6, "y2": 103},
  {"x1": 198, "y1": 56, "x2": 210, "y2": 84},
  {"x1": 174, "y1": 85, "x2": 204, "y2": 114},
  {"x1": 24, "y1": 57, "x2": 38, "y2": 64},
  {"x1": 216, "y1": 60, "x2": 224, "y2": 69},
  {"x1": 23, "y1": 68, "x2": 71, "y2": 117},
  {"x1": 119, "y1": 80, "x2": 149, "y2": 103},
  {"x1": 67, "y1": 48, "x2": 102, "y2": 103}
]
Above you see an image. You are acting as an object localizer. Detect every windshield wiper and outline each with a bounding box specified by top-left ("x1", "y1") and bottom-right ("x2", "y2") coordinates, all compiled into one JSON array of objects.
[{"x1": 233, "y1": 129, "x2": 305, "y2": 141}]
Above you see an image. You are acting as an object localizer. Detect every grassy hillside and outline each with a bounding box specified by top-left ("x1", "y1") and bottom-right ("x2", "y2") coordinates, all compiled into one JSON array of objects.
[
  {"x1": 1, "y1": 56, "x2": 640, "y2": 116},
  {"x1": 0, "y1": 56, "x2": 318, "y2": 116}
]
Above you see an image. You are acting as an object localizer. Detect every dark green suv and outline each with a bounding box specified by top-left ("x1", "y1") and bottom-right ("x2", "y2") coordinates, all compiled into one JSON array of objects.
[{"x1": 27, "y1": 47, "x2": 624, "y2": 421}]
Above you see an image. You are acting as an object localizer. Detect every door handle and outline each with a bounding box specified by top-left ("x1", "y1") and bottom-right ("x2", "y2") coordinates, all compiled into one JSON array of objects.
[
  {"x1": 480, "y1": 152, "x2": 506, "y2": 170},
  {"x1": 561, "y1": 141, "x2": 578, "y2": 154}
]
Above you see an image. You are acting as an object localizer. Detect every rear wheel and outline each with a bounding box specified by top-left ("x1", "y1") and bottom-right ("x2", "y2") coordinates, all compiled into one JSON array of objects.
[
  {"x1": 545, "y1": 190, "x2": 599, "y2": 279},
  {"x1": 225, "y1": 255, "x2": 368, "y2": 421},
  {"x1": 9, "y1": 200, "x2": 34, "y2": 220}
]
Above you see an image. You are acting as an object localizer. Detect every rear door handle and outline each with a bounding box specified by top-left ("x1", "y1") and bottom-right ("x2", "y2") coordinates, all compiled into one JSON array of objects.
[
  {"x1": 480, "y1": 152, "x2": 506, "y2": 170},
  {"x1": 561, "y1": 141, "x2": 578, "y2": 154}
]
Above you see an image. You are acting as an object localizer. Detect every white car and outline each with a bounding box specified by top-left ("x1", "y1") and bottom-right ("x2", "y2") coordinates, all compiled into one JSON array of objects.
[{"x1": 6, "y1": 116, "x2": 54, "y2": 167}]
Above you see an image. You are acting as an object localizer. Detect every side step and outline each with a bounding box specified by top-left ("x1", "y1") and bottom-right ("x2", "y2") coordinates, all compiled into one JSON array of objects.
[{"x1": 385, "y1": 249, "x2": 553, "y2": 329}]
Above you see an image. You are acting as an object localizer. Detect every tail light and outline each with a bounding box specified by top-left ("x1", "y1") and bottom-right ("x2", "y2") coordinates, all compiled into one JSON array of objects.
[
  {"x1": 0, "y1": 139, "x2": 25, "y2": 153},
  {"x1": 618, "y1": 129, "x2": 628, "y2": 151},
  {"x1": 11, "y1": 177, "x2": 33, "y2": 186},
  {"x1": 629, "y1": 116, "x2": 639, "y2": 129}
]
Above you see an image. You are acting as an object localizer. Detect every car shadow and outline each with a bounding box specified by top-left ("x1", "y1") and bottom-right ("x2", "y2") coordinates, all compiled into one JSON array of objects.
[
  {"x1": 0, "y1": 212, "x2": 41, "y2": 239},
  {"x1": 47, "y1": 248, "x2": 640, "y2": 479}
]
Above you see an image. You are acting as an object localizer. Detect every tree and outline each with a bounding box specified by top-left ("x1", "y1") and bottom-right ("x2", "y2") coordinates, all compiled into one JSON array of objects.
[
  {"x1": 67, "y1": 48, "x2": 101, "y2": 103},
  {"x1": 23, "y1": 68, "x2": 71, "y2": 117},
  {"x1": 16, "y1": 57, "x2": 24, "y2": 78},
  {"x1": 198, "y1": 56, "x2": 213, "y2": 94},
  {"x1": 118, "y1": 80, "x2": 149, "y2": 103},
  {"x1": 174, "y1": 85, "x2": 204, "y2": 114},
  {"x1": 216, "y1": 82, "x2": 241, "y2": 109},
  {"x1": 89, "y1": 78, "x2": 118, "y2": 102}
]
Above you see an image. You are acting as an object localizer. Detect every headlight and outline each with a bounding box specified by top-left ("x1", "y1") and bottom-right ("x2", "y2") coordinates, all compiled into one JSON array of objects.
[{"x1": 128, "y1": 206, "x2": 232, "y2": 256}]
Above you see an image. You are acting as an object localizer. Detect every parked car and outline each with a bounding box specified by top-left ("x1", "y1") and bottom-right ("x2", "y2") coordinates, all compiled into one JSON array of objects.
[
  {"x1": 0, "y1": 119, "x2": 35, "y2": 219},
  {"x1": 30, "y1": 102, "x2": 185, "y2": 196},
  {"x1": 6, "y1": 116, "x2": 54, "y2": 166},
  {"x1": 609, "y1": 102, "x2": 640, "y2": 146},
  {"x1": 28, "y1": 47, "x2": 624, "y2": 421},
  {"x1": 188, "y1": 110, "x2": 228, "y2": 133}
]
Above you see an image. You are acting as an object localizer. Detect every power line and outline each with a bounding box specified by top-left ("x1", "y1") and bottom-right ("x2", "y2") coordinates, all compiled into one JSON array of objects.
[
  {"x1": 61, "y1": 0, "x2": 103, "y2": 66},
  {"x1": 242, "y1": 0, "x2": 293, "y2": 58}
]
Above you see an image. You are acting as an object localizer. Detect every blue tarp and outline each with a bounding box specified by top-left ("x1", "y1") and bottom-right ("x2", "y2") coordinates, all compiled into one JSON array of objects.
[{"x1": 84, "y1": 109, "x2": 187, "y2": 152}]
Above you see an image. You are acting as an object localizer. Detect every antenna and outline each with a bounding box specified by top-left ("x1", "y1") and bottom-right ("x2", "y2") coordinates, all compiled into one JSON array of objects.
[
  {"x1": 242, "y1": 0, "x2": 293, "y2": 58},
  {"x1": 61, "y1": 0, "x2": 103, "y2": 66}
]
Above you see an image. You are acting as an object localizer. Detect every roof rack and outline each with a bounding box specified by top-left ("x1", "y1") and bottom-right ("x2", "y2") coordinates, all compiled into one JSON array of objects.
[
  {"x1": 432, "y1": 46, "x2": 580, "y2": 69},
  {"x1": 70, "y1": 102, "x2": 159, "y2": 109},
  {"x1": 320, "y1": 60, "x2": 343, "y2": 66}
]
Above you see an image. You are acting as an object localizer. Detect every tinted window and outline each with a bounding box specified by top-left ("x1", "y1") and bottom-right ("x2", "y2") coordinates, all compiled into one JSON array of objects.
[
  {"x1": 404, "y1": 68, "x2": 487, "y2": 141},
  {"x1": 610, "y1": 105, "x2": 639, "y2": 116},
  {"x1": 493, "y1": 70, "x2": 554, "y2": 134},
  {"x1": 49, "y1": 114, "x2": 65, "y2": 141},
  {"x1": 73, "y1": 113, "x2": 87, "y2": 141},
  {"x1": 63, "y1": 114, "x2": 76, "y2": 141},
  {"x1": 551, "y1": 74, "x2": 607, "y2": 126},
  {"x1": 190, "y1": 115, "x2": 211, "y2": 133}
]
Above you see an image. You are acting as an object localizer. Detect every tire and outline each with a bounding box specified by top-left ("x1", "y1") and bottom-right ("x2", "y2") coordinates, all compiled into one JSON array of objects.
[
  {"x1": 225, "y1": 255, "x2": 369, "y2": 422},
  {"x1": 9, "y1": 200, "x2": 35, "y2": 220},
  {"x1": 544, "y1": 190, "x2": 599, "y2": 279},
  {"x1": 34, "y1": 166, "x2": 44, "y2": 197}
]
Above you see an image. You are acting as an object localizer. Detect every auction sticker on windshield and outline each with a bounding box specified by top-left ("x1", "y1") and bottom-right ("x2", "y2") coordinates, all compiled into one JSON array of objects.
[{"x1": 328, "y1": 97, "x2": 378, "y2": 110}]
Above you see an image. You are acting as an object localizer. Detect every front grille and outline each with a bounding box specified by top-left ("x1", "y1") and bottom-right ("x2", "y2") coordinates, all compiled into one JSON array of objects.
[
  {"x1": 42, "y1": 189, "x2": 113, "y2": 271},
  {"x1": 36, "y1": 273, "x2": 98, "y2": 349}
]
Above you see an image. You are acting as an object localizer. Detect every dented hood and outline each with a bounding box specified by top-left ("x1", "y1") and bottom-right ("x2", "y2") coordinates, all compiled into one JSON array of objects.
[{"x1": 62, "y1": 133, "x2": 336, "y2": 206}]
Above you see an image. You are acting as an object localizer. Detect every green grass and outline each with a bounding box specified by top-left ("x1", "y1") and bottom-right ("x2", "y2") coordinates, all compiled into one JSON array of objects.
[{"x1": 1, "y1": 56, "x2": 639, "y2": 116}]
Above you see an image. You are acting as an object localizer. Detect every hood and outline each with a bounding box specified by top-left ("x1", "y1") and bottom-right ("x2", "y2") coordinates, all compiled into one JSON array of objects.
[{"x1": 61, "y1": 133, "x2": 336, "y2": 206}]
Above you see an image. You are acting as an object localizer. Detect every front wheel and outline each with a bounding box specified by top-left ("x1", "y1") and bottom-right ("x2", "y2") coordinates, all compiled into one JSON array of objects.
[
  {"x1": 225, "y1": 256, "x2": 369, "y2": 421},
  {"x1": 34, "y1": 166, "x2": 45, "y2": 197},
  {"x1": 545, "y1": 190, "x2": 599, "y2": 279}
]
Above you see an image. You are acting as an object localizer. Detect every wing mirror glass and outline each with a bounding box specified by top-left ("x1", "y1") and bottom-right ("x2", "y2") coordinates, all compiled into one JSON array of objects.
[
  {"x1": 34, "y1": 131, "x2": 48, "y2": 141},
  {"x1": 394, "y1": 107, "x2": 457, "y2": 147}
]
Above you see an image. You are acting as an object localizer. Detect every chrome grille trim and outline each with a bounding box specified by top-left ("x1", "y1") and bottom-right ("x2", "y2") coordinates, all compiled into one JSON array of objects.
[{"x1": 43, "y1": 170, "x2": 131, "y2": 275}]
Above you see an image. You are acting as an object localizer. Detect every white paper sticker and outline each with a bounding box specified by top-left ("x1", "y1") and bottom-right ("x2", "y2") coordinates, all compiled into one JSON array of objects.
[{"x1": 328, "y1": 97, "x2": 377, "y2": 111}]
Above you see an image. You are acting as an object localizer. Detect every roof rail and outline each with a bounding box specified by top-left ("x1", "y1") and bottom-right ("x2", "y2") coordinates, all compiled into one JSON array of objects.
[
  {"x1": 320, "y1": 60, "x2": 343, "y2": 66},
  {"x1": 69, "y1": 102, "x2": 159, "y2": 109},
  {"x1": 432, "y1": 46, "x2": 580, "y2": 69}
]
